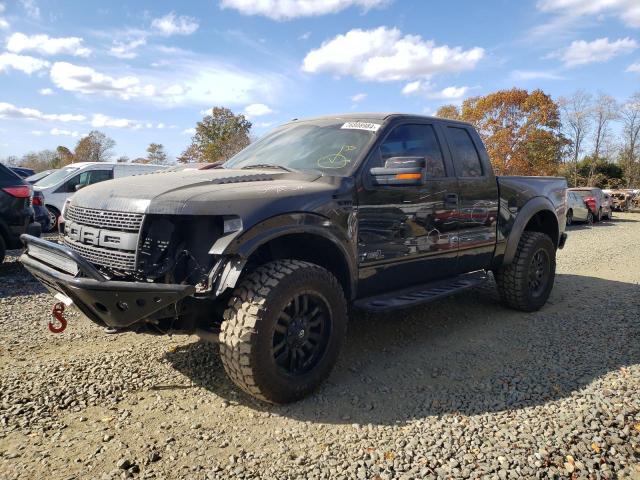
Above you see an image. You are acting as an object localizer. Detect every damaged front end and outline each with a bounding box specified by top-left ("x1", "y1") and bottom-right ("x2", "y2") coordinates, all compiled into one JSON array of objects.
[{"x1": 20, "y1": 209, "x2": 244, "y2": 335}]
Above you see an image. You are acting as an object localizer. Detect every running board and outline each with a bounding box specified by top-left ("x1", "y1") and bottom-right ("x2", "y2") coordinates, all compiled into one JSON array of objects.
[{"x1": 353, "y1": 271, "x2": 488, "y2": 312}]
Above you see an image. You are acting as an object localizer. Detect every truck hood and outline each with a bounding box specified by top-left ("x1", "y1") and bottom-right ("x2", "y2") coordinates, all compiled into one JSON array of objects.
[{"x1": 69, "y1": 168, "x2": 343, "y2": 217}]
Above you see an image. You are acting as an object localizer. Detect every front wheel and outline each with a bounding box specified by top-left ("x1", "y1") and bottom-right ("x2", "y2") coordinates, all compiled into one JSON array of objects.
[
  {"x1": 494, "y1": 231, "x2": 556, "y2": 312},
  {"x1": 219, "y1": 260, "x2": 347, "y2": 403},
  {"x1": 46, "y1": 206, "x2": 60, "y2": 232}
]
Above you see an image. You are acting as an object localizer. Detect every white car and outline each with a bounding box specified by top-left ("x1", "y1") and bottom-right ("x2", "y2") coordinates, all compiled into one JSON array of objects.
[{"x1": 34, "y1": 162, "x2": 167, "y2": 231}]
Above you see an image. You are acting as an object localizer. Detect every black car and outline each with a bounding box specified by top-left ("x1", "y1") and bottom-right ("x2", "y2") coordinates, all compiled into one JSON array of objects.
[
  {"x1": 0, "y1": 163, "x2": 41, "y2": 262},
  {"x1": 10, "y1": 167, "x2": 36, "y2": 179}
]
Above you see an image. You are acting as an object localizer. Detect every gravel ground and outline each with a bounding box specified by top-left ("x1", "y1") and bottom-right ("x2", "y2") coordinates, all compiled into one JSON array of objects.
[{"x1": 1, "y1": 215, "x2": 639, "y2": 480}]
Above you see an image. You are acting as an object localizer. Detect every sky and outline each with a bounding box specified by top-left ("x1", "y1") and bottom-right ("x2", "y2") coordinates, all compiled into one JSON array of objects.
[{"x1": 0, "y1": 0, "x2": 639, "y2": 161}]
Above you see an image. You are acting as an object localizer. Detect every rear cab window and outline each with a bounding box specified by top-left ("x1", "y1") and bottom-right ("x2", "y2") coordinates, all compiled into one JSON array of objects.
[{"x1": 446, "y1": 127, "x2": 483, "y2": 177}]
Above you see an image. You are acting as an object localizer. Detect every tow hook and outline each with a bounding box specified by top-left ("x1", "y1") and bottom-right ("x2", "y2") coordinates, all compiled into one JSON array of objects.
[{"x1": 49, "y1": 302, "x2": 68, "y2": 333}]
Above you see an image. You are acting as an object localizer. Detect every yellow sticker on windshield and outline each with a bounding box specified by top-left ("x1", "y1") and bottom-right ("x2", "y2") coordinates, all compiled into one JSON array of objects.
[{"x1": 317, "y1": 145, "x2": 356, "y2": 169}]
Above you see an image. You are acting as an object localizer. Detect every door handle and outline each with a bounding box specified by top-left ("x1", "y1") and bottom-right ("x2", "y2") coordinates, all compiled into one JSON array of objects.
[{"x1": 444, "y1": 193, "x2": 458, "y2": 205}]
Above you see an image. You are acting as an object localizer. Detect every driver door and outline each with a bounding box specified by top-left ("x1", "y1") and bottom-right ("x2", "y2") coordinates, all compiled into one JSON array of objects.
[{"x1": 356, "y1": 122, "x2": 460, "y2": 297}]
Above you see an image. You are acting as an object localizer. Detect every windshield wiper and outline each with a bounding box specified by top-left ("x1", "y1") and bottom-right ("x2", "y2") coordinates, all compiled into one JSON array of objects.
[{"x1": 240, "y1": 163, "x2": 297, "y2": 173}]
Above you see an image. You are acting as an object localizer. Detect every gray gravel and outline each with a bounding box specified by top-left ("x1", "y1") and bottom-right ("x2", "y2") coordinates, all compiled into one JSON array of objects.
[{"x1": 1, "y1": 215, "x2": 639, "y2": 479}]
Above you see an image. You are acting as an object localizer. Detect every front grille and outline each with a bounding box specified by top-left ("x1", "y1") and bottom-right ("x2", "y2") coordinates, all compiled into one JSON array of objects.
[
  {"x1": 66, "y1": 205, "x2": 144, "y2": 232},
  {"x1": 63, "y1": 237, "x2": 137, "y2": 271}
]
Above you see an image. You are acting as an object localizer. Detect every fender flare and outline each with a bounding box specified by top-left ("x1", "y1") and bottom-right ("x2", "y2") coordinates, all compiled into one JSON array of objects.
[
  {"x1": 503, "y1": 197, "x2": 559, "y2": 265},
  {"x1": 210, "y1": 212, "x2": 358, "y2": 298}
]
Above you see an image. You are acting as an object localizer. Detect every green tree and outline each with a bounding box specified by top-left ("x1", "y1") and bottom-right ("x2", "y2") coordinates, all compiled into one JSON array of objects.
[
  {"x1": 146, "y1": 143, "x2": 168, "y2": 165},
  {"x1": 180, "y1": 107, "x2": 251, "y2": 163},
  {"x1": 74, "y1": 131, "x2": 115, "y2": 163}
]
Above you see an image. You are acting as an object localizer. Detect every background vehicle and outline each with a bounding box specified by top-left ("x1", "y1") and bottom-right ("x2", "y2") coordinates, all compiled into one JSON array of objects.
[
  {"x1": 566, "y1": 190, "x2": 593, "y2": 225},
  {"x1": 10, "y1": 167, "x2": 36, "y2": 179},
  {"x1": 34, "y1": 162, "x2": 168, "y2": 231},
  {"x1": 601, "y1": 193, "x2": 613, "y2": 220},
  {"x1": 31, "y1": 190, "x2": 51, "y2": 233},
  {"x1": 610, "y1": 190, "x2": 632, "y2": 211},
  {"x1": 25, "y1": 169, "x2": 56, "y2": 185},
  {"x1": 21, "y1": 114, "x2": 567, "y2": 403},
  {"x1": 0, "y1": 164, "x2": 40, "y2": 263},
  {"x1": 568, "y1": 187, "x2": 605, "y2": 221}
]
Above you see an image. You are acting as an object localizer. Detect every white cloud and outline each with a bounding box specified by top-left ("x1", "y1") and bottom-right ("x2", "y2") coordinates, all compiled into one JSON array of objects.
[
  {"x1": 299, "y1": 32, "x2": 311, "y2": 40},
  {"x1": 0, "y1": 18, "x2": 8, "y2": 30},
  {"x1": 50, "y1": 62, "x2": 156, "y2": 99},
  {"x1": 350, "y1": 92, "x2": 367, "y2": 102},
  {"x1": 0, "y1": 102, "x2": 86, "y2": 122},
  {"x1": 401, "y1": 80, "x2": 469, "y2": 100},
  {"x1": 537, "y1": 0, "x2": 640, "y2": 28},
  {"x1": 109, "y1": 37, "x2": 147, "y2": 59},
  {"x1": 0, "y1": 52, "x2": 49, "y2": 74},
  {"x1": 50, "y1": 128, "x2": 80, "y2": 137},
  {"x1": 627, "y1": 62, "x2": 640, "y2": 73},
  {"x1": 510, "y1": 70, "x2": 564, "y2": 80},
  {"x1": 38, "y1": 87, "x2": 54, "y2": 95},
  {"x1": 244, "y1": 103, "x2": 273, "y2": 117},
  {"x1": 151, "y1": 12, "x2": 199, "y2": 36},
  {"x1": 30, "y1": 130, "x2": 45, "y2": 136},
  {"x1": 7, "y1": 33, "x2": 91, "y2": 57},
  {"x1": 0, "y1": 3, "x2": 5, "y2": 14},
  {"x1": 220, "y1": 0, "x2": 388, "y2": 20},
  {"x1": 302, "y1": 27, "x2": 484, "y2": 82},
  {"x1": 552, "y1": 37, "x2": 638, "y2": 67},
  {"x1": 20, "y1": 0, "x2": 40, "y2": 19},
  {"x1": 182, "y1": 127, "x2": 196, "y2": 135},
  {"x1": 91, "y1": 113, "x2": 142, "y2": 130}
]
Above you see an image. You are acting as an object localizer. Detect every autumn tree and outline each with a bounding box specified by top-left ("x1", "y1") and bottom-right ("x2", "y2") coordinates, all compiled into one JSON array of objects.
[
  {"x1": 74, "y1": 131, "x2": 115, "y2": 163},
  {"x1": 458, "y1": 88, "x2": 565, "y2": 175},
  {"x1": 146, "y1": 143, "x2": 168, "y2": 165},
  {"x1": 56, "y1": 146, "x2": 75, "y2": 166},
  {"x1": 435, "y1": 104, "x2": 461, "y2": 120},
  {"x1": 180, "y1": 107, "x2": 251, "y2": 163}
]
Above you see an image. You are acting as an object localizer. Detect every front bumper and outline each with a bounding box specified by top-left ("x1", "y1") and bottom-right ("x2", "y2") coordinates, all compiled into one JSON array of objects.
[{"x1": 19, "y1": 234, "x2": 195, "y2": 328}]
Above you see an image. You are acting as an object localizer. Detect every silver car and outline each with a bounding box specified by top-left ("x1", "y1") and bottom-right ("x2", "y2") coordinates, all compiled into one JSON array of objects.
[{"x1": 566, "y1": 190, "x2": 593, "y2": 225}]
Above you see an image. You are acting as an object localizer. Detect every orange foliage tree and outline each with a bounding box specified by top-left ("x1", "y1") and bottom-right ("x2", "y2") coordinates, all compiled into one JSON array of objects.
[{"x1": 436, "y1": 88, "x2": 567, "y2": 175}]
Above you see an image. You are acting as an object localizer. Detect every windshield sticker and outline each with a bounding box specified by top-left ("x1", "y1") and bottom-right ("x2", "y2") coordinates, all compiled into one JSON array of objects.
[
  {"x1": 317, "y1": 145, "x2": 356, "y2": 169},
  {"x1": 341, "y1": 121, "x2": 381, "y2": 132}
]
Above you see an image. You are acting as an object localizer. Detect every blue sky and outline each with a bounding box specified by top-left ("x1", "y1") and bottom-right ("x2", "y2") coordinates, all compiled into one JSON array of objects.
[{"x1": 0, "y1": 0, "x2": 639, "y2": 160}]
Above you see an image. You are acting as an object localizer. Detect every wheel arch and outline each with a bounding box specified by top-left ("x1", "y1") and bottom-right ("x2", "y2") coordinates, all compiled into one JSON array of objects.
[
  {"x1": 503, "y1": 197, "x2": 560, "y2": 265},
  {"x1": 214, "y1": 213, "x2": 358, "y2": 300}
]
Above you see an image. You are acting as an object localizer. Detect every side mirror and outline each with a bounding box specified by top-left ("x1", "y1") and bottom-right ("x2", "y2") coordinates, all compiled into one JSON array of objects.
[{"x1": 370, "y1": 156, "x2": 426, "y2": 186}]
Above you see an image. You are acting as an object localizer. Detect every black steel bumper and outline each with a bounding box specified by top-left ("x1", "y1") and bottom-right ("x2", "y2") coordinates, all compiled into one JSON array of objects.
[{"x1": 19, "y1": 234, "x2": 195, "y2": 329}]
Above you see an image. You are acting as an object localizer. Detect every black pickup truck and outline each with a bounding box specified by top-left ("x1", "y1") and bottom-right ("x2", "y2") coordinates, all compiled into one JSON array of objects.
[{"x1": 20, "y1": 114, "x2": 567, "y2": 403}]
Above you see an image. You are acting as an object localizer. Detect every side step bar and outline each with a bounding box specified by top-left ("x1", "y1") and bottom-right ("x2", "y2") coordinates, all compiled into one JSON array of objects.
[{"x1": 353, "y1": 271, "x2": 488, "y2": 312}]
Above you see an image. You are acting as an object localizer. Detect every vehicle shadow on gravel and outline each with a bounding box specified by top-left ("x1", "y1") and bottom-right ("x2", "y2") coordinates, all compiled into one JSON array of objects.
[{"x1": 166, "y1": 273, "x2": 640, "y2": 425}]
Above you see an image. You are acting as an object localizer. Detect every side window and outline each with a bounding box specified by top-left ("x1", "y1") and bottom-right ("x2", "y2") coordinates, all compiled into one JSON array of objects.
[
  {"x1": 447, "y1": 127, "x2": 483, "y2": 177},
  {"x1": 87, "y1": 169, "x2": 112, "y2": 185},
  {"x1": 377, "y1": 124, "x2": 446, "y2": 178}
]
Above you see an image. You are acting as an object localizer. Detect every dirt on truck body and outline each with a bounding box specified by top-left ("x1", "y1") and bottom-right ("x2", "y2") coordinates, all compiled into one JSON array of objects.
[{"x1": 20, "y1": 113, "x2": 567, "y2": 403}]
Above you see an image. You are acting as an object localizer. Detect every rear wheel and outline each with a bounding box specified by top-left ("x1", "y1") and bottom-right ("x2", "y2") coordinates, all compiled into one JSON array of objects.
[
  {"x1": 587, "y1": 211, "x2": 594, "y2": 225},
  {"x1": 219, "y1": 260, "x2": 347, "y2": 403},
  {"x1": 494, "y1": 231, "x2": 556, "y2": 312},
  {"x1": 596, "y1": 208, "x2": 602, "y2": 222}
]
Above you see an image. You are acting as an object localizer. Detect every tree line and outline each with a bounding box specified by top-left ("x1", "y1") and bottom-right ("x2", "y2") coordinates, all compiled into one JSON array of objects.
[
  {"x1": 2, "y1": 92, "x2": 639, "y2": 189},
  {"x1": 437, "y1": 88, "x2": 640, "y2": 188}
]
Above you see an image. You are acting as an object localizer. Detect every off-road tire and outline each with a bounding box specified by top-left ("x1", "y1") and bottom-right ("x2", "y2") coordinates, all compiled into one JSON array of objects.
[
  {"x1": 0, "y1": 235, "x2": 6, "y2": 264},
  {"x1": 494, "y1": 231, "x2": 556, "y2": 312},
  {"x1": 219, "y1": 260, "x2": 348, "y2": 403}
]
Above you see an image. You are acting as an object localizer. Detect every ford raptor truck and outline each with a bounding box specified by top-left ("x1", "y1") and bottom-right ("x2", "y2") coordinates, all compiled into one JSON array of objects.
[{"x1": 20, "y1": 114, "x2": 568, "y2": 403}]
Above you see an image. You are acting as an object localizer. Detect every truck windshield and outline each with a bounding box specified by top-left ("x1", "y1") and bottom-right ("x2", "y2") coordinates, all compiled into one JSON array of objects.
[
  {"x1": 224, "y1": 120, "x2": 378, "y2": 175},
  {"x1": 34, "y1": 166, "x2": 79, "y2": 188}
]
